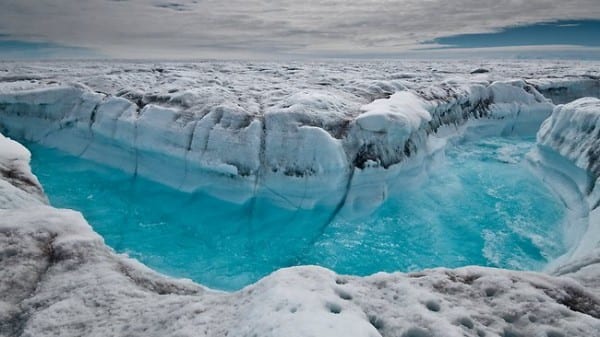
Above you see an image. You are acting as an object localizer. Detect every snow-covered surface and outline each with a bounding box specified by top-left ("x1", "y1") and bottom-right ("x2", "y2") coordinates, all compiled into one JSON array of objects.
[
  {"x1": 1, "y1": 197, "x2": 600, "y2": 337},
  {"x1": 2, "y1": 60, "x2": 596, "y2": 210},
  {"x1": 0, "y1": 133, "x2": 46, "y2": 208},
  {"x1": 1, "y1": 60, "x2": 600, "y2": 336}
]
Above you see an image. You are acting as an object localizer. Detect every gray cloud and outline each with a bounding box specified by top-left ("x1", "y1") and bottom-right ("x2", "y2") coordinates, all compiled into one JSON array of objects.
[{"x1": 0, "y1": 0, "x2": 599, "y2": 58}]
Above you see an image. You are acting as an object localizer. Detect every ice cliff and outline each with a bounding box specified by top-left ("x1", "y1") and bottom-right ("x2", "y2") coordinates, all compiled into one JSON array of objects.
[
  {"x1": 0, "y1": 61, "x2": 577, "y2": 212},
  {"x1": 1, "y1": 61, "x2": 600, "y2": 336}
]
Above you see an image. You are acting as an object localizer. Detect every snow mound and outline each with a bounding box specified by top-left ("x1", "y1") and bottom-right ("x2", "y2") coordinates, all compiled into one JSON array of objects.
[
  {"x1": 0, "y1": 133, "x2": 46, "y2": 207},
  {"x1": 1, "y1": 203, "x2": 599, "y2": 337},
  {"x1": 357, "y1": 91, "x2": 431, "y2": 133}
]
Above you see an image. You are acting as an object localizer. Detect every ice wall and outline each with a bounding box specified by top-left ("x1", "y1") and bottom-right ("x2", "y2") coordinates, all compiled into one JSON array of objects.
[
  {"x1": 0, "y1": 79, "x2": 555, "y2": 213},
  {"x1": 530, "y1": 98, "x2": 600, "y2": 275},
  {"x1": 3, "y1": 61, "x2": 599, "y2": 214},
  {"x1": 530, "y1": 78, "x2": 600, "y2": 105}
]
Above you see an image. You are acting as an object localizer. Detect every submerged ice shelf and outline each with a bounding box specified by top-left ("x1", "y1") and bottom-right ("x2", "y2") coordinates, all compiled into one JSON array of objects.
[{"x1": 29, "y1": 136, "x2": 566, "y2": 290}]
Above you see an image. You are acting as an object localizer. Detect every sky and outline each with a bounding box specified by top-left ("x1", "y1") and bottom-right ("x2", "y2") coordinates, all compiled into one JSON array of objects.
[{"x1": 0, "y1": 0, "x2": 599, "y2": 60}]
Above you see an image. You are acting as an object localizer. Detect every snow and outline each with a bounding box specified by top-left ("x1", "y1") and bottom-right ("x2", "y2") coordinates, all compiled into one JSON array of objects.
[
  {"x1": 1, "y1": 60, "x2": 600, "y2": 336},
  {"x1": 1, "y1": 202, "x2": 599, "y2": 337},
  {"x1": 0, "y1": 133, "x2": 46, "y2": 207},
  {"x1": 357, "y1": 91, "x2": 431, "y2": 133},
  {"x1": 528, "y1": 78, "x2": 600, "y2": 104}
]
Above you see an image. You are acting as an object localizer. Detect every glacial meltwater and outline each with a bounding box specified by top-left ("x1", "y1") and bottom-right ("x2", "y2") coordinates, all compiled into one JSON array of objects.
[{"x1": 28, "y1": 137, "x2": 567, "y2": 291}]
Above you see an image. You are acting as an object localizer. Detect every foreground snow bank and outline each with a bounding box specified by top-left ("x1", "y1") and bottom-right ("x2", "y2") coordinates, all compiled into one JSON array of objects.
[{"x1": 1, "y1": 177, "x2": 599, "y2": 337}]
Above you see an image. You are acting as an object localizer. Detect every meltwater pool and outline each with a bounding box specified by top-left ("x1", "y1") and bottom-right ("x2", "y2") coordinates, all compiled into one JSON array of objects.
[{"x1": 28, "y1": 136, "x2": 567, "y2": 291}]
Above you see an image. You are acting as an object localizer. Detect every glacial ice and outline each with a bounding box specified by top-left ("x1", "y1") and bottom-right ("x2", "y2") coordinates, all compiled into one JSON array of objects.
[
  {"x1": 0, "y1": 61, "x2": 569, "y2": 213},
  {"x1": 1, "y1": 60, "x2": 600, "y2": 336}
]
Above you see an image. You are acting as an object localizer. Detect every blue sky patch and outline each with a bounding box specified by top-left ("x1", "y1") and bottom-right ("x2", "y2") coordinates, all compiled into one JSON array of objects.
[
  {"x1": 427, "y1": 20, "x2": 600, "y2": 49},
  {"x1": 0, "y1": 38, "x2": 98, "y2": 60}
]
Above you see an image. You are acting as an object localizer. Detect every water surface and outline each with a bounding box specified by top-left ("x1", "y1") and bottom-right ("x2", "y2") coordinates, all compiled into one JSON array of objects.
[{"x1": 29, "y1": 136, "x2": 566, "y2": 290}]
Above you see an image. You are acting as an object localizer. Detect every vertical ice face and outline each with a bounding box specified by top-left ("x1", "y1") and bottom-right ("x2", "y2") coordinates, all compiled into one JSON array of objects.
[
  {"x1": 0, "y1": 61, "x2": 597, "y2": 211},
  {"x1": 530, "y1": 97, "x2": 600, "y2": 271},
  {"x1": 538, "y1": 97, "x2": 600, "y2": 182},
  {"x1": 535, "y1": 97, "x2": 600, "y2": 212},
  {"x1": 530, "y1": 78, "x2": 600, "y2": 104}
]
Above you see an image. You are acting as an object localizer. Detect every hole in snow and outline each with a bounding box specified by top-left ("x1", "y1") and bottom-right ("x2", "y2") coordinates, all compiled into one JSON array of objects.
[
  {"x1": 484, "y1": 287, "x2": 498, "y2": 297},
  {"x1": 326, "y1": 302, "x2": 342, "y2": 314},
  {"x1": 457, "y1": 317, "x2": 474, "y2": 329},
  {"x1": 402, "y1": 327, "x2": 433, "y2": 337},
  {"x1": 424, "y1": 300, "x2": 440, "y2": 312},
  {"x1": 546, "y1": 330, "x2": 565, "y2": 337},
  {"x1": 368, "y1": 314, "x2": 385, "y2": 331},
  {"x1": 335, "y1": 288, "x2": 353, "y2": 301},
  {"x1": 502, "y1": 328, "x2": 524, "y2": 337},
  {"x1": 335, "y1": 277, "x2": 347, "y2": 285}
]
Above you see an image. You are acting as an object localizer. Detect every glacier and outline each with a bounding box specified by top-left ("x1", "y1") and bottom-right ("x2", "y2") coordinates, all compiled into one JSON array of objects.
[
  {"x1": 1, "y1": 60, "x2": 600, "y2": 336},
  {"x1": 0, "y1": 61, "x2": 569, "y2": 212}
]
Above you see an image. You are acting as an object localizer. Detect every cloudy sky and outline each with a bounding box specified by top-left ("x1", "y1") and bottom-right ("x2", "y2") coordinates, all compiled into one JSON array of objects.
[{"x1": 1, "y1": 0, "x2": 600, "y2": 59}]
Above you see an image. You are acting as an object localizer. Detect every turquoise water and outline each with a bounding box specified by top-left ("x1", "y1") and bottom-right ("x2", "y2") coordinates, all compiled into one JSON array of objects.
[{"x1": 28, "y1": 137, "x2": 566, "y2": 291}]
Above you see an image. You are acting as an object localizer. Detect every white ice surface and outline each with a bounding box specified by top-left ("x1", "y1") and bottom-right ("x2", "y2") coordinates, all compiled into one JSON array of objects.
[
  {"x1": 0, "y1": 133, "x2": 46, "y2": 208},
  {"x1": 1, "y1": 200, "x2": 599, "y2": 337},
  {"x1": 0, "y1": 61, "x2": 568, "y2": 212},
  {"x1": 1, "y1": 60, "x2": 600, "y2": 336}
]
